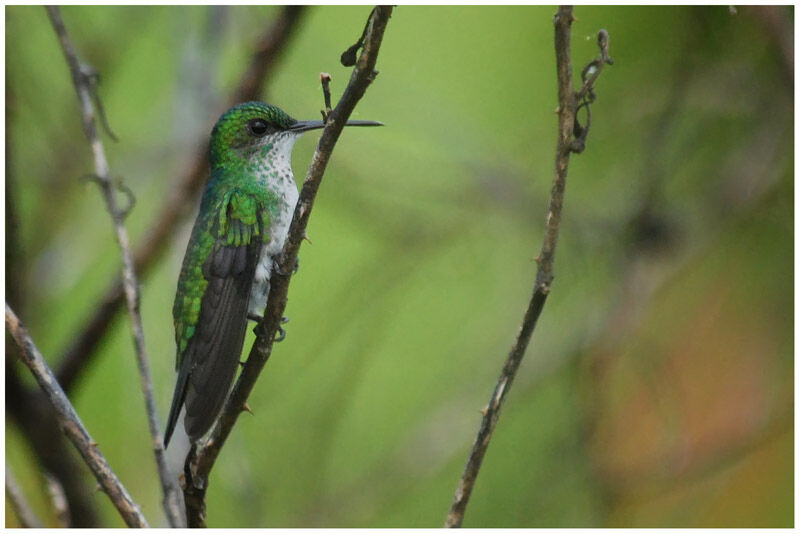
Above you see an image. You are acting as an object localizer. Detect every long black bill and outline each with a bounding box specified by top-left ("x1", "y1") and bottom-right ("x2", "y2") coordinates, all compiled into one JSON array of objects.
[{"x1": 289, "y1": 119, "x2": 383, "y2": 133}]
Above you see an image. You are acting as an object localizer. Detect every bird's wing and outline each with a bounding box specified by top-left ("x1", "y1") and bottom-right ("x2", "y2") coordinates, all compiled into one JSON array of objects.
[{"x1": 165, "y1": 188, "x2": 271, "y2": 446}]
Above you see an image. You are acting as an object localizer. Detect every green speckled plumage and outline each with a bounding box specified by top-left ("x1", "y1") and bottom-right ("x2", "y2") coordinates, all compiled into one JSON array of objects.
[
  {"x1": 165, "y1": 102, "x2": 302, "y2": 446},
  {"x1": 164, "y1": 101, "x2": 381, "y2": 447},
  {"x1": 172, "y1": 102, "x2": 295, "y2": 364}
]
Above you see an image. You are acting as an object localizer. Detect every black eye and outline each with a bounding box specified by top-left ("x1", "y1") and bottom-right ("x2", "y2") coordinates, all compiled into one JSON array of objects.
[{"x1": 248, "y1": 118, "x2": 269, "y2": 137}]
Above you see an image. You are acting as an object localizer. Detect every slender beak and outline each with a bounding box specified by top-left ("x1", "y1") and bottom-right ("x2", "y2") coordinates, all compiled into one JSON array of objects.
[{"x1": 289, "y1": 119, "x2": 384, "y2": 133}]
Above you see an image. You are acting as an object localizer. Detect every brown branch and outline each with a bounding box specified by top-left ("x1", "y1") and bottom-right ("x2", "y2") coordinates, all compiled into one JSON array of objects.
[
  {"x1": 6, "y1": 304, "x2": 149, "y2": 528},
  {"x1": 181, "y1": 6, "x2": 393, "y2": 527},
  {"x1": 56, "y1": 5, "x2": 307, "y2": 394},
  {"x1": 45, "y1": 6, "x2": 183, "y2": 526},
  {"x1": 5, "y1": 464, "x2": 44, "y2": 528},
  {"x1": 6, "y1": 362, "x2": 101, "y2": 526},
  {"x1": 444, "y1": 6, "x2": 611, "y2": 527}
]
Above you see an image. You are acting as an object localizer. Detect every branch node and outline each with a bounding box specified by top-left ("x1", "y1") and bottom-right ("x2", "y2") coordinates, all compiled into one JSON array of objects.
[
  {"x1": 320, "y1": 72, "x2": 333, "y2": 122},
  {"x1": 340, "y1": 7, "x2": 376, "y2": 66}
]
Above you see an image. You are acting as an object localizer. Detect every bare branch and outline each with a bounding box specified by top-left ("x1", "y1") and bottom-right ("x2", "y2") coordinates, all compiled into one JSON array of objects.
[
  {"x1": 320, "y1": 72, "x2": 333, "y2": 122},
  {"x1": 6, "y1": 363, "x2": 102, "y2": 526},
  {"x1": 45, "y1": 6, "x2": 183, "y2": 526},
  {"x1": 6, "y1": 304, "x2": 149, "y2": 528},
  {"x1": 181, "y1": 6, "x2": 393, "y2": 527},
  {"x1": 6, "y1": 464, "x2": 44, "y2": 528},
  {"x1": 444, "y1": 6, "x2": 611, "y2": 527},
  {"x1": 45, "y1": 473, "x2": 72, "y2": 528},
  {"x1": 56, "y1": 5, "x2": 307, "y2": 395}
]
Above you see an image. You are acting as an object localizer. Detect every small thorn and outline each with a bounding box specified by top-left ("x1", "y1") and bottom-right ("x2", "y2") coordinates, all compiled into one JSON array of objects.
[
  {"x1": 554, "y1": 106, "x2": 560, "y2": 114},
  {"x1": 242, "y1": 402, "x2": 254, "y2": 415},
  {"x1": 303, "y1": 232, "x2": 312, "y2": 245},
  {"x1": 88, "y1": 440, "x2": 98, "y2": 448},
  {"x1": 533, "y1": 256, "x2": 541, "y2": 264},
  {"x1": 93, "y1": 482, "x2": 102, "y2": 493},
  {"x1": 480, "y1": 406, "x2": 489, "y2": 416}
]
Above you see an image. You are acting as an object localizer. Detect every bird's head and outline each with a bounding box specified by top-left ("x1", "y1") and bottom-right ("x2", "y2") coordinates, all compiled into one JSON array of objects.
[{"x1": 208, "y1": 101, "x2": 381, "y2": 170}]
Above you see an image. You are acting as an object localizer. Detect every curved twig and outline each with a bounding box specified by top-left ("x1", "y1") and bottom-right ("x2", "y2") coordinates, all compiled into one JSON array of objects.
[
  {"x1": 45, "y1": 6, "x2": 182, "y2": 526},
  {"x1": 6, "y1": 304, "x2": 149, "y2": 528},
  {"x1": 444, "y1": 6, "x2": 612, "y2": 527},
  {"x1": 181, "y1": 5, "x2": 393, "y2": 527}
]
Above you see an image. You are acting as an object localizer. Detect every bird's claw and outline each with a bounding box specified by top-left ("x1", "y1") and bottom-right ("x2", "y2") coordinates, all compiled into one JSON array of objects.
[
  {"x1": 275, "y1": 326, "x2": 286, "y2": 342},
  {"x1": 273, "y1": 258, "x2": 299, "y2": 277}
]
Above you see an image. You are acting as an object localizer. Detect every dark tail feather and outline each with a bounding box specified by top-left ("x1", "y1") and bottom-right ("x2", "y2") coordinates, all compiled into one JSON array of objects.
[{"x1": 164, "y1": 363, "x2": 190, "y2": 448}]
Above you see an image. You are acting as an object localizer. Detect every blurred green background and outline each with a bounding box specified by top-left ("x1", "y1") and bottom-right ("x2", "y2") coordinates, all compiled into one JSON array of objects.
[{"x1": 5, "y1": 5, "x2": 793, "y2": 527}]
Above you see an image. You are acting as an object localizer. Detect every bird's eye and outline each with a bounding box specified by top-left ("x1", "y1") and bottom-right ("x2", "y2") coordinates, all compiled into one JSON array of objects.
[{"x1": 248, "y1": 118, "x2": 269, "y2": 137}]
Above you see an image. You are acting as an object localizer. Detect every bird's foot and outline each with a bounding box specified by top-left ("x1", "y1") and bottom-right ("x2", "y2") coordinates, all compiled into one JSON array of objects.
[
  {"x1": 273, "y1": 257, "x2": 299, "y2": 276},
  {"x1": 275, "y1": 326, "x2": 286, "y2": 343}
]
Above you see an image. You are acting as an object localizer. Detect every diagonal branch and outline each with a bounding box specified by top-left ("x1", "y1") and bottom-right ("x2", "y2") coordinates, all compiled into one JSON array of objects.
[
  {"x1": 56, "y1": 5, "x2": 307, "y2": 394},
  {"x1": 444, "y1": 6, "x2": 612, "y2": 527},
  {"x1": 5, "y1": 464, "x2": 44, "y2": 528},
  {"x1": 45, "y1": 6, "x2": 183, "y2": 526},
  {"x1": 181, "y1": 5, "x2": 393, "y2": 527},
  {"x1": 6, "y1": 304, "x2": 149, "y2": 528}
]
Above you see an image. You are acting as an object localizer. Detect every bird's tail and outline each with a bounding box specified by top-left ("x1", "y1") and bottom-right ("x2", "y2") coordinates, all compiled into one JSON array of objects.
[{"x1": 164, "y1": 363, "x2": 190, "y2": 448}]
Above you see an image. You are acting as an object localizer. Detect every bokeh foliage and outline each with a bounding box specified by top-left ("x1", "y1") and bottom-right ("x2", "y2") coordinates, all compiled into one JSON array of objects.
[{"x1": 6, "y1": 5, "x2": 792, "y2": 527}]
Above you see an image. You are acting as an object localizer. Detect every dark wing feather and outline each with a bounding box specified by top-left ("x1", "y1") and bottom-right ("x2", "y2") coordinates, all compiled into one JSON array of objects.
[
  {"x1": 164, "y1": 188, "x2": 269, "y2": 447},
  {"x1": 183, "y1": 239, "x2": 260, "y2": 442},
  {"x1": 164, "y1": 234, "x2": 261, "y2": 447}
]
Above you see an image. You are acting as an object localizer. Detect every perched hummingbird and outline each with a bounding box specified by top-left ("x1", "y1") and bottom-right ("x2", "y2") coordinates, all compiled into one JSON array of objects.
[{"x1": 164, "y1": 101, "x2": 381, "y2": 447}]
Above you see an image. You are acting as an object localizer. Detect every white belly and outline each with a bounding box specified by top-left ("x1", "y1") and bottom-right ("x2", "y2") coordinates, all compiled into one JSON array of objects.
[{"x1": 248, "y1": 181, "x2": 299, "y2": 318}]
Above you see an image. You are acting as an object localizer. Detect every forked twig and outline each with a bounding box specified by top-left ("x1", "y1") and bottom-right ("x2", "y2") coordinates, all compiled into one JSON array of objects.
[
  {"x1": 56, "y1": 5, "x2": 307, "y2": 396},
  {"x1": 181, "y1": 5, "x2": 393, "y2": 527},
  {"x1": 444, "y1": 6, "x2": 612, "y2": 527},
  {"x1": 45, "y1": 6, "x2": 182, "y2": 526}
]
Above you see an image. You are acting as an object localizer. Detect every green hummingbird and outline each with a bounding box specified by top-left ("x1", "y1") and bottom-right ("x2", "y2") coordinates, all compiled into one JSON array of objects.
[{"x1": 164, "y1": 101, "x2": 381, "y2": 447}]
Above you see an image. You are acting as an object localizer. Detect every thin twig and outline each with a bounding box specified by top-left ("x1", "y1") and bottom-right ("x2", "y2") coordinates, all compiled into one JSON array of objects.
[
  {"x1": 45, "y1": 6, "x2": 183, "y2": 527},
  {"x1": 181, "y1": 6, "x2": 393, "y2": 527},
  {"x1": 56, "y1": 5, "x2": 307, "y2": 395},
  {"x1": 5, "y1": 366, "x2": 102, "y2": 526},
  {"x1": 45, "y1": 473, "x2": 72, "y2": 528},
  {"x1": 6, "y1": 464, "x2": 44, "y2": 528},
  {"x1": 6, "y1": 304, "x2": 149, "y2": 528},
  {"x1": 320, "y1": 72, "x2": 333, "y2": 122},
  {"x1": 444, "y1": 6, "x2": 611, "y2": 527}
]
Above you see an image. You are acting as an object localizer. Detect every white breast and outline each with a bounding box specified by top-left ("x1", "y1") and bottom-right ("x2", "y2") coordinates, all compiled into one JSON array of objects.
[{"x1": 247, "y1": 132, "x2": 301, "y2": 319}]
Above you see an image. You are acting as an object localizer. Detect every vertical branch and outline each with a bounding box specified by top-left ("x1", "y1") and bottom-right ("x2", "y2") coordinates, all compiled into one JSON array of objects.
[
  {"x1": 55, "y1": 5, "x2": 307, "y2": 395},
  {"x1": 181, "y1": 6, "x2": 393, "y2": 527},
  {"x1": 444, "y1": 6, "x2": 612, "y2": 527},
  {"x1": 45, "y1": 6, "x2": 183, "y2": 526},
  {"x1": 6, "y1": 305, "x2": 149, "y2": 528}
]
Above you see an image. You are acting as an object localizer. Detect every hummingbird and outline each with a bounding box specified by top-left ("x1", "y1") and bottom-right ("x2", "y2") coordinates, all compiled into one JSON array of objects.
[{"x1": 164, "y1": 101, "x2": 381, "y2": 447}]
